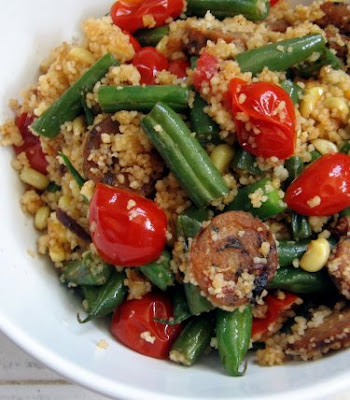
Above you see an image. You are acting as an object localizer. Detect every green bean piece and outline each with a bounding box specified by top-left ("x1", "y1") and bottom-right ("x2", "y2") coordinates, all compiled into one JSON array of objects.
[
  {"x1": 309, "y1": 150, "x2": 322, "y2": 163},
  {"x1": 79, "y1": 269, "x2": 126, "y2": 323},
  {"x1": 98, "y1": 85, "x2": 191, "y2": 113},
  {"x1": 46, "y1": 182, "x2": 61, "y2": 193},
  {"x1": 31, "y1": 54, "x2": 118, "y2": 138},
  {"x1": 216, "y1": 305, "x2": 253, "y2": 376},
  {"x1": 187, "y1": 0, "x2": 270, "y2": 21},
  {"x1": 340, "y1": 141, "x2": 350, "y2": 155},
  {"x1": 291, "y1": 213, "x2": 312, "y2": 241},
  {"x1": 268, "y1": 267, "x2": 334, "y2": 294},
  {"x1": 59, "y1": 152, "x2": 86, "y2": 188},
  {"x1": 280, "y1": 80, "x2": 303, "y2": 104},
  {"x1": 156, "y1": 286, "x2": 192, "y2": 325},
  {"x1": 340, "y1": 207, "x2": 350, "y2": 217},
  {"x1": 82, "y1": 97, "x2": 95, "y2": 126},
  {"x1": 284, "y1": 155, "x2": 304, "y2": 185},
  {"x1": 190, "y1": 95, "x2": 221, "y2": 145},
  {"x1": 61, "y1": 252, "x2": 112, "y2": 286},
  {"x1": 277, "y1": 240, "x2": 309, "y2": 267},
  {"x1": 190, "y1": 56, "x2": 199, "y2": 70},
  {"x1": 232, "y1": 147, "x2": 262, "y2": 175},
  {"x1": 236, "y1": 34, "x2": 326, "y2": 75},
  {"x1": 225, "y1": 177, "x2": 286, "y2": 220},
  {"x1": 135, "y1": 26, "x2": 170, "y2": 47},
  {"x1": 176, "y1": 207, "x2": 211, "y2": 241},
  {"x1": 184, "y1": 283, "x2": 213, "y2": 315},
  {"x1": 293, "y1": 48, "x2": 341, "y2": 79},
  {"x1": 142, "y1": 103, "x2": 229, "y2": 208},
  {"x1": 140, "y1": 249, "x2": 174, "y2": 291},
  {"x1": 170, "y1": 314, "x2": 214, "y2": 366},
  {"x1": 80, "y1": 286, "x2": 99, "y2": 312}
]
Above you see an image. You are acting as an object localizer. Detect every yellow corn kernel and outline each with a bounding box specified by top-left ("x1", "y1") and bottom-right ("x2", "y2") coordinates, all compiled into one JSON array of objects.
[
  {"x1": 58, "y1": 195, "x2": 70, "y2": 210},
  {"x1": 210, "y1": 144, "x2": 235, "y2": 174},
  {"x1": 300, "y1": 87, "x2": 324, "y2": 118},
  {"x1": 156, "y1": 36, "x2": 169, "y2": 55},
  {"x1": 20, "y1": 168, "x2": 49, "y2": 190},
  {"x1": 300, "y1": 238, "x2": 331, "y2": 273},
  {"x1": 344, "y1": 90, "x2": 350, "y2": 101},
  {"x1": 311, "y1": 138, "x2": 338, "y2": 155},
  {"x1": 72, "y1": 115, "x2": 85, "y2": 134},
  {"x1": 324, "y1": 96, "x2": 349, "y2": 120},
  {"x1": 69, "y1": 47, "x2": 95, "y2": 64},
  {"x1": 34, "y1": 206, "x2": 50, "y2": 230},
  {"x1": 49, "y1": 245, "x2": 66, "y2": 263}
]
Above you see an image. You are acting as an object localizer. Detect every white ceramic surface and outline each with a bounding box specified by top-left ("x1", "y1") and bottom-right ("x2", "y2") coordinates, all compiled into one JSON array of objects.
[{"x1": 0, "y1": 1, "x2": 349, "y2": 400}]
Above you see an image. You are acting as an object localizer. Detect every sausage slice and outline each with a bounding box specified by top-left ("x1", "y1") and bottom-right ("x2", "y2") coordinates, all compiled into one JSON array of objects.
[
  {"x1": 327, "y1": 238, "x2": 350, "y2": 300},
  {"x1": 286, "y1": 306, "x2": 350, "y2": 360},
  {"x1": 189, "y1": 211, "x2": 278, "y2": 310},
  {"x1": 315, "y1": 2, "x2": 350, "y2": 35}
]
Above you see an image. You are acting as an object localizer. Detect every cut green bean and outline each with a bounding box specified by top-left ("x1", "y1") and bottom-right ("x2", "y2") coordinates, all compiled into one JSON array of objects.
[
  {"x1": 82, "y1": 97, "x2": 95, "y2": 126},
  {"x1": 170, "y1": 314, "x2": 214, "y2": 366},
  {"x1": 340, "y1": 141, "x2": 350, "y2": 155},
  {"x1": 216, "y1": 305, "x2": 252, "y2": 376},
  {"x1": 176, "y1": 207, "x2": 211, "y2": 241},
  {"x1": 277, "y1": 240, "x2": 309, "y2": 267},
  {"x1": 59, "y1": 153, "x2": 86, "y2": 188},
  {"x1": 140, "y1": 249, "x2": 174, "y2": 291},
  {"x1": 61, "y1": 252, "x2": 112, "y2": 286},
  {"x1": 309, "y1": 150, "x2": 322, "y2": 163},
  {"x1": 268, "y1": 267, "x2": 334, "y2": 294},
  {"x1": 80, "y1": 285, "x2": 99, "y2": 312},
  {"x1": 232, "y1": 147, "x2": 262, "y2": 175},
  {"x1": 142, "y1": 103, "x2": 229, "y2": 208},
  {"x1": 236, "y1": 34, "x2": 326, "y2": 75},
  {"x1": 190, "y1": 95, "x2": 221, "y2": 145},
  {"x1": 79, "y1": 270, "x2": 126, "y2": 323},
  {"x1": 98, "y1": 86, "x2": 191, "y2": 113},
  {"x1": 225, "y1": 177, "x2": 286, "y2": 220},
  {"x1": 340, "y1": 207, "x2": 350, "y2": 217},
  {"x1": 285, "y1": 155, "x2": 303, "y2": 185},
  {"x1": 156, "y1": 286, "x2": 192, "y2": 325},
  {"x1": 46, "y1": 182, "x2": 61, "y2": 193},
  {"x1": 135, "y1": 26, "x2": 170, "y2": 47},
  {"x1": 291, "y1": 213, "x2": 312, "y2": 241},
  {"x1": 293, "y1": 48, "x2": 341, "y2": 78},
  {"x1": 190, "y1": 56, "x2": 199, "y2": 70},
  {"x1": 184, "y1": 283, "x2": 213, "y2": 315},
  {"x1": 31, "y1": 54, "x2": 118, "y2": 138},
  {"x1": 280, "y1": 80, "x2": 303, "y2": 104},
  {"x1": 187, "y1": 0, "x2": 270, "y2": 21}
]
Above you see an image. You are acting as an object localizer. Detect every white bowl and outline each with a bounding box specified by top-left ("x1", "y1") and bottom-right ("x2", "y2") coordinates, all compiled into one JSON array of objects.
[{"x1": 0, "y1": 1, "x2": 349, "y2": 399}]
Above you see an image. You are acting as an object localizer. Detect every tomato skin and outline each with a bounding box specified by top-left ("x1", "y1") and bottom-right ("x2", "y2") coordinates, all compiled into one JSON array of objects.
[
  {"x1": 89, "y1": 183, "x2": 167, "y2": 267},
  {"x1": 285, "y1": 153, "x2": 350, "y2": 216},
  {"x1": 111, "y1": 293, "x2": 183, "y2": 359},
  {"x1": 132, "y1": 47, "x2": 168, "y2": 85},
  {"x1": 168, "y1": 59, "x2": 190, "y2": 79},
  {"x1": 123, "y1": 31, "x2": 142, "y2": 53},
  {"x1": 111, "y1": 0, "x2": 184, "y2": 34},
  {"x1": 230, "y1": 79, "x2": 296, "y2": 160},
  {"x1": 270, "y1": 0, "x2": 280, "y2": 6},
  {"x1": 193, "y1": 52, "x2": 219, "y2": 91},
  {"x1": 13, "y1": 113, "x2": 48, "y2": 175}
]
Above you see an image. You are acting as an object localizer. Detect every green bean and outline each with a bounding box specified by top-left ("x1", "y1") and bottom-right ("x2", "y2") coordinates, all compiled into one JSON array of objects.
[
  {"x1": 46, "y1": 182, "x2": 61, "y2": 193},
  {"x1": 140, "y1": 249, "x2": 174, "y2": 291},
  {"x1": 82, "y1": 97, "x2": 95, "y2": 126},
  {"x1": 170, "y1": 314, "x2": 214, "y2": 366},
  {"x1": 225, "y1": 177, "x2": 286, "y2": 220},
  {"x1": 187, "y1": 0, "x2": 270, "y2": 21},
  {"x1": 232, "y1": 147, "x2": 262, "y2": 175},
  {"x1": 141, "y1": 103, "x2": 229, "y2": 208},
  {"x1": 98, "y1": 86, "x2": 191, "y2": 113},
  {"x1": 135, "y1": 26, "x2": 170, "y2": 47},
  {"x1": 31, "y1": 54, "x2": 118, "y2": 138},
  {"x1": 277, "y1": 240, "x2": 309, "y2": 267},
  {"x1": 190, "y1": 56, "x2": 199, "y2": 70},
  {"x1": 79, "y1": 269, "x2": 126, "y2": 323},
  {"x1": 284, "y1": 155, "x2": 303, "y2": 185},
  {"x1": 236, "y1": 34, "x2": 326, "y2": 75},
  {"x1": 291, "y1": 213, "x2": 312, "y2": 241},
  {"x1": 59, "y1": 153, "x2": 86, "y2": 188},
  {"x1": 80, "y1": 286, "x2": 99, "y2": 312},
  {"x1": 268, "y1": 267, "x2": 334, "y2": 294},
  {"x1": 156, "y1": 286, "x2": 192, "y2": 325},
  {"x1": 340, "y1": 141, "x2": 350, "y2": 155},
  {"x1": 280, "y1": 80, "x2": 303, "y2": 104},
  {"x1": 184, "y1": 283, "x2": 213, "y2": 315},
  {"x1": 293, "y1": 48, "x2": 341, "y2": 78},
  {"x1": 340, "y1": 207, "x2": 350, "y2": 217},
  {"x1": 309, "y1": 150, "x2": 322, "y2": 163},
  {"x1": 190, "y1": 95, "x2": 221, "y2": 145},
  {"x1": 176, "y1": 207, "x2": 211, "y2": 241},
  {"x1": 216, "y1": 305, "x2": 252, "y2": 376},
  {"x1": 61, "y1": 252, "x2": 112, "y2": 286}
]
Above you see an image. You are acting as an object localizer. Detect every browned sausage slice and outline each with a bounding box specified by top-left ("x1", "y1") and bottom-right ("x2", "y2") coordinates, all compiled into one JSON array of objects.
[
  {"x1": 189, "y1": 211, "x2": 278, "y2": 310},
  {"x1": 286, "y1": 306, "x2": 350, "y2": 360},
  {"x1": 327, "y1": 238, "x2": 350, "y2": 300},
  {"x1": 315, "y1": 2, "x2": 350, "y2": 35}
]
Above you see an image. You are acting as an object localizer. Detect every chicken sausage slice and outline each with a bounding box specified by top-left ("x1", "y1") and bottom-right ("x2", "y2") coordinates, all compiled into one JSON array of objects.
[
  {"x1": 189, "y1": 211, "x2": 278, "y2": 310},
  {"x1": 327, "y1": 238, "x2": 350, "y2": 300}
]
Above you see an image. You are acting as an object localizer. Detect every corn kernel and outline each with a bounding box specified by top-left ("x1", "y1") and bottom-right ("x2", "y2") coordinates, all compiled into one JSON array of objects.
[
  {"x1": 210, "y1": 144, "x2": 235, "y2": 174},
  {"x1": 344, "y1": 90, "x2": 350, "y2": 101},
  {"x1": 20, "y1": 168, "x2": 49, "y2": 190},
  {"x1": 58, "y1": 195, "x2": 71, "y2": 209},
  {"x1": 69, "y1": 47, "x2": 95, "y2": 64},
  {"x1": 324, "y1": 97, "x2": 349, "y2": 121},
  {"x1": 156, "y1": 36, "x2": 169, "y2": 55},
  {"x1": 300, "y1": 238, "x2": 330, "y2": 273},
  {"x1": 72, "y1": 116, "x2": 85, "y2": 135},
  {"x1": 300, "y1": 87, "x2": 324, "y2": 118},
  {"x1": 311, "y1": 139, "x2": 338, "y2": 155},
  {"x1": 34, "y1": 206, "x2": 50, "y2": 230}
]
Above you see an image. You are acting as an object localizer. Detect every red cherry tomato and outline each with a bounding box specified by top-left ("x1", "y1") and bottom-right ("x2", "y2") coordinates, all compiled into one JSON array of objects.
[
  {"x1": 89, "y1": 183, "x2": 167, "y2": 266},
  {"x1": 123, "y1": 31, "x2": 142, "y2": 53},
  {"x1": 13, "y1": 113, "x2": 48, "y2": 175},
  {"x1": 193, "y1": 52, "x2": 219, "y2": 91},
  {"x1": 111, "y1": 0, "x2": 184, "y2": 34},
  {"x1": 229, "y1": 78, "x2": 296, "y2": 160},
  {"x1": 168, "y1": 59, "x2": 190, "y2": 79},
  {"x1": 132, "y1": 47, "x2": 168, "y2": 85},
  {"x1": 285, "y1": 153, "x2": 350, "y2": 216},
  {"x1": 270, "y1": 0, "x2": 280, "y2": 6},
  {"x1": 111, "y1": 293, "x2": 183, "y2": 359}
]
